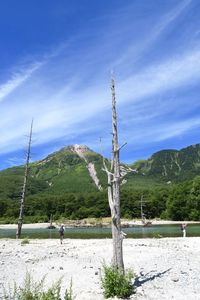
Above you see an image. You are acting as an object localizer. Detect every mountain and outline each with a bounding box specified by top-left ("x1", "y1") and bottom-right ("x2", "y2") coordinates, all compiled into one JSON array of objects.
[
  {"x1": 30, "y1": 144, "x2": 108, "y2": 192},
  {"x1": 131, "y1": 143, "x2": 200, "y2": 182},
  {"x1": 0, "y1": 145, "x2": 108, "y2": 198},
  {"x1": 1, "y1": 143, "x2": 200, "y2": 203}
]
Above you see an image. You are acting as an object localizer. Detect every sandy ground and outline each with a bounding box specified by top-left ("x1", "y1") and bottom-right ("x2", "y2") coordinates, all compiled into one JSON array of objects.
[
  {"x1": 0, "y1": 223, "x2": 52, "y2": 230},
  {"x1": 0, "y1": 237, "x2": 200, "y2": 300},
  {"x1": 0, "y1": 220, "x2": 200, "y2": 230}
]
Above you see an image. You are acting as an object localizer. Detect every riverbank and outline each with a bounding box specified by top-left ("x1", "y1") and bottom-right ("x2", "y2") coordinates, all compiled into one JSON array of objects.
[
  {"x1": 0, "y1": 237, "x2": 199, "y2": 300},
  {"x1": 1, "y1": 218, "x2": 200, "y2": 229}
]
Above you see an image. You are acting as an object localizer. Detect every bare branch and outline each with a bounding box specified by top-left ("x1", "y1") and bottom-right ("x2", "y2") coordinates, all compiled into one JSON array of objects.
[{"x1": 118, "y1": 142, "x2": 127, "y2": 152}]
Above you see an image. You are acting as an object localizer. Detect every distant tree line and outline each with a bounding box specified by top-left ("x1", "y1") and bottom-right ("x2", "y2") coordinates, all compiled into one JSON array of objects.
[{"x1": 1, "y1": 175, "x2": 200, "y2": 223}]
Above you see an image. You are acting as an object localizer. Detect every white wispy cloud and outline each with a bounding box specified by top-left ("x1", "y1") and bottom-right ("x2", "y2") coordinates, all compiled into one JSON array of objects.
[
  {"x1": 113, "y1": 0, "x2": 192, "y2": 69},
  {"x1": 128, "y1": 117, "x2": 200, "y2": 146},
  {"x1": 153, "y1": 0, "x2": 191, "y2": 38},
  {"x1": 1, "y1": 45, "x2": 200, "y2": 156},
  {"x1": 118, "y1": 47, "x2": 200, "y2": 104},
  {"x1": 156, "y1": 118, "x2": 200, "y2": 142},
  {"x1": 0, "y1": 62, "x2": 42, "y2": 102}
]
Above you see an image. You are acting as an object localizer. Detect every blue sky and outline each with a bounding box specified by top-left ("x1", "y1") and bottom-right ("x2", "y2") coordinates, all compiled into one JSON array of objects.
[{"x1": 1, "y1": 0, "x2": 200, "y2": 169}]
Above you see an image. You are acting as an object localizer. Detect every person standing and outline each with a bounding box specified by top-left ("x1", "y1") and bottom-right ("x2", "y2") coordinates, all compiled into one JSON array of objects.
[
  {"x1": 59, "y1": 224, "x2": 65, "y2": 244},
  {"x1": 181, "y1": 223, "x2": 187, "y2": 238}
]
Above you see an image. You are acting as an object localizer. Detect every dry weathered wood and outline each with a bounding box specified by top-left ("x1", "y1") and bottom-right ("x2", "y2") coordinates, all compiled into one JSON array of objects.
[
  {"x1": 110, "y1": 78, "x2": 124, "y2": 270},
  {"x1": 16, "y1": 120, "x2": 33, "y2": 239},
  {"x1": 102, "y1": 78, "x2": 125, "y2": 270}
]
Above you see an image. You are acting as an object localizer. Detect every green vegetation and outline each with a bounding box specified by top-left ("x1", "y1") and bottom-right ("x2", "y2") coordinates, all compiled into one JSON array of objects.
[
  {"x1": 134, "y1": 144, "x2": 200, "y2": 182},
  {"x1": 64, "y1": 280, "x2": 74, "y2": 300},
  {"x1": 0, "y1": 146, "x2": 106, "y2": 197},
  {"x1": 1, "y1": 178, "x2": 200, "y2": 222},
  {"x1": 101, "y1": 264, "x2": 134, "y2": 298},
  {"x1": 3, "y1": 273, "x2": 74, "y2": 300},
  {"x1": 21, "y1": 238, "x2": 30, "y2": 245},
  {"x1": 0, "y1": 144, "x2": 200, "y2": 223}
]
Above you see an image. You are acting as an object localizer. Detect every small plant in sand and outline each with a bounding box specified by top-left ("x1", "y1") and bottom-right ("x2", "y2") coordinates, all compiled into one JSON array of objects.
[
  {"x1": 21, "y1": 238, "x2": 30, "y2": 245},
  {"x1": 3, "y1": 273, "x2": 75, "y2": 300},
  {"x1": 64, "y1": 279, "x2": 74, "y2": 300},
  {"x1": 101, "y1": 264, "x2": 135, "y2": 299},
  {"x1": 153, "y1": 233, "x2": 163, "y2": 239}
]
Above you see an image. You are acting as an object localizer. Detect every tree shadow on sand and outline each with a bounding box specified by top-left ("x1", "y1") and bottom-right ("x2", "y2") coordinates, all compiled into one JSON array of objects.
[{"x1": 133, "y1": 268, "x2": 172, "y2": 288}]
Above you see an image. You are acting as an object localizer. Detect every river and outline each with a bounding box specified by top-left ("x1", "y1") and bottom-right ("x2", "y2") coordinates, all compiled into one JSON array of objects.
[{"x1": 0, "y1": 224, "x2": 199, "y2": 239}]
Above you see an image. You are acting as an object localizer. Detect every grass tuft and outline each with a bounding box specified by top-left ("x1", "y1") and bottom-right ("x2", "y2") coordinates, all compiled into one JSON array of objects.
[
  {"x1": 21, "y1": 238, "x2": 30, "y2": 245},
  {"x1": 3, "y1": 273, "x2": 75, "y2": 300}
]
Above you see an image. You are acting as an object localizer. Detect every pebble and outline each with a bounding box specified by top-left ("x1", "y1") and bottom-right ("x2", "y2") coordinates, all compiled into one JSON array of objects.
[{"x1": 171, "y1": 277, "x2": 179, "y2": 282}]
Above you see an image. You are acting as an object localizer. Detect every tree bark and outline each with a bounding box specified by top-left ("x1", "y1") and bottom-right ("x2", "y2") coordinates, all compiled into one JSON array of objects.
[
  {"x1": 16, "y1": 120, "x2": 33, "y2": 239},
  {"x1": 110, "y1": 78, "x2": 124, "y2": 270}
]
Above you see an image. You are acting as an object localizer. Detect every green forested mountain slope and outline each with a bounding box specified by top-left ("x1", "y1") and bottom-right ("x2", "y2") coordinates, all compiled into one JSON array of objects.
[
  {"x1": 1, "y1": 143, "x2": 200, "y2": 202},
  {"x1": 131, "y1": 144, "x2": 200, "y2": 182},
  {"x1": 0, "y1": 145, "x2": 107, "y2": 198},
  {"x1": 1, "y1": 143, "x2": 200, "y2": 222},
  {"x1": 30, "y1": 146, "x2": 102, "y2": 193}
]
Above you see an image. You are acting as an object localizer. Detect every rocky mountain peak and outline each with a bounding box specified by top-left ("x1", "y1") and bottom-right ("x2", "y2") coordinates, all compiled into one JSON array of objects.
[{"x1": 70, "y1": 144, "x2": 91, "y2": 158}]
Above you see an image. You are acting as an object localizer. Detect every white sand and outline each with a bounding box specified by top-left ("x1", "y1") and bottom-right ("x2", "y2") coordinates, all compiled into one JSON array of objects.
[
  {"x1": 0, "y1": 223, "x2": 53, "y2": 229},
  {"x1": 1, "y1": 220, "x2": 200, "y2": 230},
  {"x1": 0, "y1": 237, "x2": 200, "y2": 300}
]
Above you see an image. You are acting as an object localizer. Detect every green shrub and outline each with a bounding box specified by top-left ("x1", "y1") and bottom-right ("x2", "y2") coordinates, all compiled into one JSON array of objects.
[
  {"x1": 0, "y1": 217, "x2": 18, "y2": 224},
  {"x1": 21, "y1": 238, "x2": 30, "y2": 245},
  {"x1": 23, "y1": 215, "x2": 49, "y2": 224},
  {"x1": 3, "y1": 273, "x2": 74, "y2": 300},
  {"x1": 153, "y1": 233, "x2": 163, "y2": 239},
  {"x1": 101, "y1": 264, "x2": 135, "y2": 299}
]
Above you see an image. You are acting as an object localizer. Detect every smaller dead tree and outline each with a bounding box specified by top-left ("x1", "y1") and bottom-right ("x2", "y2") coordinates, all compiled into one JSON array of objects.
[{"x1": 16, "y1": 120, "x2": 33, "y2": 239}]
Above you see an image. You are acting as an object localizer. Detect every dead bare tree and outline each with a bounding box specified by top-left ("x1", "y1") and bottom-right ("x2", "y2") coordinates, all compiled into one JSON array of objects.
[
  {"x1": 16, "y1": 120, "x2": 33, "y2": 239},
  {"x1": 103, "y1": 78, "x2": 125, "y2": 271}
]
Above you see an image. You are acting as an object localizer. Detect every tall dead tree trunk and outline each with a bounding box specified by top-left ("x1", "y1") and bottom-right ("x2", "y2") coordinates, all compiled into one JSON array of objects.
[
  {"x1": 111, "y1": 78, "x2": 124, "y2": 270},
  {"x1": 103, "y1": 78, "x2": 124, "y2": 271},
  {"x1": 16, "y1": 120, "x2": 33, "y2": 239}
]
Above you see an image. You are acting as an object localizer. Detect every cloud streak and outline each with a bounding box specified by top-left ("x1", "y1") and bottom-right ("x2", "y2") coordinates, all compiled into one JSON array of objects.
[
  {"x1": 113, "y1": 0, "x2": 192, "y2": 69},
  {"x1": 0, "y1": 62, "x2": 42, "y2": 102},
  {"x1": 1, "y1": 45, "x2": 200, "y2": 157},
  {"x1": 118, "y1": 47, "x2": 200, "y2": 104}
]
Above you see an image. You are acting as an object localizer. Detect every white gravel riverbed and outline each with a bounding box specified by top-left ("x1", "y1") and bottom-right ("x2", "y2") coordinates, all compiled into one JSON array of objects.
[{"x1": 0, "y1": 237, "x2": 199, "y2": 300}]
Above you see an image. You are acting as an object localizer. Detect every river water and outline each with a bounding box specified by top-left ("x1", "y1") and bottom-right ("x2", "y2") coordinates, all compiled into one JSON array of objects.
[{"x1": 0, "y1": 224, "x2": 199, "y2": 239}]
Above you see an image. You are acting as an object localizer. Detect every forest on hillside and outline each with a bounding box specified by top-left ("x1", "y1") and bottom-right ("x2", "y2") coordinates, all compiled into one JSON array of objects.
[{"x1": 1, "y1": 175, "x2": 200, "y2": 223}]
